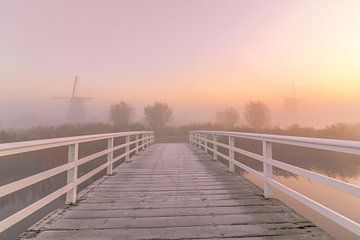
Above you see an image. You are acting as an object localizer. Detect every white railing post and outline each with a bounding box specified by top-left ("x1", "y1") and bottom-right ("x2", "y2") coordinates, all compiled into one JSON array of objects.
[
  {"x1": 201, "y1": 135, "x2": 205, "y2": 151},
  {"x1": 229, "y1": 136, "x2": 235, "y2": 173},
  {"x1": 141, "y1": 133, "x2": 145, "y2": 151},
  {"x1": 144, "y1": 133, "x2": 148, "y2": 148},
  {"x1": 106, "y1": 138, "x2": 114, "y2": 175},
  {"x1": 125, "y1": 135, "x2": 130, "y2": 162},
  {"x1": 66, "y1": 143, "x2": 78, "y2": 204},
  {"x1": 198, "y1": 134, "x2": 202, "y2": 149},
  {"x1": 144, "y1": 133, "x2": 147, "y2": 148},
  {"x1": 145, "y1": 133, "x2": 149, "y2": 147},
  {"x1": 204, "y1": 134, "x2": 208, "y2": 154},
  {"x1": 213, "y1": 134, "x2": 217, "y2": 160},
  {"x1": 263, "y1": 141, "x2": 273, "y2": 198},
  {"x1": 135, "y1": 134, "x2": 140, "y2": 154}
]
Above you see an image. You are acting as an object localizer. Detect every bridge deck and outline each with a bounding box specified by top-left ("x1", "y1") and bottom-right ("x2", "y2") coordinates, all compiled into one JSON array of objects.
[{"x1": 22, "y1": 143, "x2": 332, "y2": 240}]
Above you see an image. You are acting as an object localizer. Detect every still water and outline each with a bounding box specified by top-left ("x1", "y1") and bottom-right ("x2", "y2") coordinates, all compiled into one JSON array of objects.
[
  {"x1": 245, "y1": 173, "x2": 360, "y2": 240},
  {"x1": 1, "y1": 138, "x2": 359, "y2": 240},
  {"x1": 0, "y1": 138, "x2": 127, "y2": 240}
]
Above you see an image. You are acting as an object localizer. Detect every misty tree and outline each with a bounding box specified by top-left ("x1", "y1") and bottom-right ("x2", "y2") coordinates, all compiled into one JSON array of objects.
[
  {"x1": 144, "y1": 102, "x2": 172, "y2": 130},
  {"x1": 244, "y1": 101, "x2": 271, "y2": 129},
  {"x1": 215, "y1": 107, "x2": 240, "y2": 129},
  {"x1": 109, "y1": 101, "x2": 134, "y2": 128}
]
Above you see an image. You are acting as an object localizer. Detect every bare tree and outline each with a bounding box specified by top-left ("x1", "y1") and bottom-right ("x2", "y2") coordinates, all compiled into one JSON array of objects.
[
  {"x1": 244, "y1": 101, "x2": 271, "y2": 129},
  {"x1": 144, "y1": 102, "x2": 172, "y2": 130},
  {"x1": 215, "y1": 107, "x2": 240, "y2": 129},
  {"x1": 110, "y1": 101, "x2": 134, "y2": 128}
]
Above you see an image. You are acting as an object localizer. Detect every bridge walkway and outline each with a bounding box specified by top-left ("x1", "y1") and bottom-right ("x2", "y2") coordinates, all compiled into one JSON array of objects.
[{"x1": 21, "y1": 143, "x2": 332, "y2": 240}]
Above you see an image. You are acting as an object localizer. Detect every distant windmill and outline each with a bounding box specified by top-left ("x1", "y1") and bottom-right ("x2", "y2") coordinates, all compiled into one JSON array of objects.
[
  {"x1": 52, "y1": 76, "x2": 93, "y2": 123},
  {"x1": 282, "y1": 81, "x2": 305, "y2": 125}
]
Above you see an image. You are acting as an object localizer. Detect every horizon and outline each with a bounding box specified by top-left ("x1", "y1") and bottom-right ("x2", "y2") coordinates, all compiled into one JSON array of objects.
[{"x1": 1, "y1": 0, "x2": 360, "y2": 128}]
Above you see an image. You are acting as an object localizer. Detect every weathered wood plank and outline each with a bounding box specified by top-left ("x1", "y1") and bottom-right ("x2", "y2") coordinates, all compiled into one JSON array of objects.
[
  {"x1": 20, "y1": 143, "x2": 333, "y2": 240},
  {"x1": 47, "y1": 212, "x2": 309, "y2": 230}
]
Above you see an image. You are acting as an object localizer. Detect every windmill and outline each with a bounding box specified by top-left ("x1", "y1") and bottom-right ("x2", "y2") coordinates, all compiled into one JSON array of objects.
[
  {"x1": 53, "y1": 76, "x2": 93, "y2": 123},
  {"x1": 282, "y1": 81, "x2": 305, "y2": 126}
]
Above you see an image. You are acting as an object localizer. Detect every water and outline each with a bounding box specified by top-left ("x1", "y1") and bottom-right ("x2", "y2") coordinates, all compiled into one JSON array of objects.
[
  {"x1": 245, "y1": 173, "x2": 360, "y2": 240},
  {"x1": 0, "y1": 137, "x2": 128, "y2": 240},
  {"x1": 213, "y1": 136, "x2": 360, "y2": 240},
  {"x1": 1, "y1": 137, "x2": 359, "y2": 239}
]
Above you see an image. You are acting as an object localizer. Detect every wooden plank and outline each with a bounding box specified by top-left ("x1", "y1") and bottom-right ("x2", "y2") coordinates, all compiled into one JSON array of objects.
[{"x1": 20, "y1": 143, "x2": 332, "y2": 240}]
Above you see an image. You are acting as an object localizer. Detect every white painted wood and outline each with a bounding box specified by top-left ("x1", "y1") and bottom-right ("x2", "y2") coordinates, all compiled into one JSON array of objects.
[
  {"x1": 234, "y1": 146, "x2": 263, "y2": 162},
  {"x1": 197, "y1": 134, "x2": 201, "y2": 149},
  {"x1": 142, "y1": 133, "x2": 146, "y2": 150},
  {"x1": 267, "y1": 178, "x2": 360, "y2": 236},
  {"x1": 229, "y1": 136, "x2": 235, "y2": 173},
  {"x1": 190, "y1": 130, "x2": 360, "y2": 236},
  {"x1": 17, "y1": 144, "x2": 334, "y2": 240},
  {"x1": 264, "y1": 157, "x2": 360, "y2": 198},
  {"x1": 199, "y1": 135, "x2": 203, "y2": 151},
  {"x1": 107, "y1": 138, "x2": 114, "y2": 175},
  {"x1": 233, "y1": 146, "x2": 360, "y2": 197},
  {"x1": 66, "y1": 143, "x2": 78, "y2": 204},
  {"x1": 77, "y1": 161, "x2": 111, "y2": 185},
  {"x1": 0, "y1": 162, "x2": 74, "y2": 198},
  {"x1": 213, "y1": 134, "x2": 217, "y2": 160},
  {"x1": 214, "y1": 141, "x2": 230, "y2": 149},
  {"x1": 77, "y1": 148, "x2": 111, "y2": 167},
  {"x1": 0, "y1": 131, "x2": 153, "y2": 157},
  {"x1": 263, "y1": 141, "x2": 273, "y2": 198},
  {"x1": 191, "y1": 130, "x2": 360, "y2": 155},
  {"x1": 125, "y1": 135, "x2": 130, "y2": 162},
  {"x1": 135, "y1": 135, "x2": 139, "y2": 154},
  {"x1": 0, "y1": 131, "x2": 154, "y2": 234},
  {"x1": 0, "y1": 183, "x2": 73, "y2": 233},
  {"x1": 204, "y1": 134, "x2": 208, "y2": 154},
  {"x1": 113, "y1": 152, "x2": 126, "y2": 163}
]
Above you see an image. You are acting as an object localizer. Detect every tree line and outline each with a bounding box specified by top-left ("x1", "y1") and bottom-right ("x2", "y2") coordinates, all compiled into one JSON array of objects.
[
  {"x1": 110, "y1": 101, "x2": 172, "y2": 130},
  {"x1": 1, "y1": 100, "x2": 360, "y2": 143},
  {"x1": 215, "y1": 100, "x2": 271, "y2": 129},
  {"x1": 109, "y1": 100, "x2": 270, "y2": 131}
]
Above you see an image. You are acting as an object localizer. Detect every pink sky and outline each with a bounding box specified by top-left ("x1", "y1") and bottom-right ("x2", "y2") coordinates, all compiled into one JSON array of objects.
[{"x1": 1, "y1": 0, "x2": 360, "y2": 127}]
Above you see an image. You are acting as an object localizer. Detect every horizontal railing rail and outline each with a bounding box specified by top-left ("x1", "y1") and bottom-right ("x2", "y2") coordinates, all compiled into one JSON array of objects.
[
  {"x1": 189, "y1": 130, "x2": 360, "y2": 236},
  {"x1": 0, "y1": 131, "x2": 154, "y2": 233}
]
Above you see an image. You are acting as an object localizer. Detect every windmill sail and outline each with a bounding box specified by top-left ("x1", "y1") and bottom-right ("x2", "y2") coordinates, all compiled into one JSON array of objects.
[
  {"x1": 282, "y1": 81, "x2": 303, "y2": 126},
  {"x1": 52, "y1": 76, "x2": 93, "y2": 123}
]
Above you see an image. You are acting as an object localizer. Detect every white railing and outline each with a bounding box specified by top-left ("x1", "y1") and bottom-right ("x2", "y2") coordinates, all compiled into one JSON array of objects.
[
  {"x1": 0, "y1": 131, "x2": 154, "y2": 233},
  {"x1": 189, "y1": 130, "x2": 360, "y2": 236}
]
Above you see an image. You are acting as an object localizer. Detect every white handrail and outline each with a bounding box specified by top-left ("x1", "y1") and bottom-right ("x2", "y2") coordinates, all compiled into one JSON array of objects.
[
  {"x1": 0, "y1": 131, "x2": 155, "y2": 233},
  {"x1": 191, "y1": 130, "x2": 360, "y2": 155},
  {"x1": 189, "y1": 130, "x2": 360, "y2": 236},
  {"x1": 0, "y1": 131, "x2": 151, "y2": 157}
]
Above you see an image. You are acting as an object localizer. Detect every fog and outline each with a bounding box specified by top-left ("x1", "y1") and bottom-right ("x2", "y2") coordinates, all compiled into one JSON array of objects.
[
  {"x1": 1, "y1": 2, "x2": 360, "y2": 240},
  {"x1": 1, "y1": 1, "x2": 360, "y2": 129},
  {"x1": 0, "y1": 94, "x2": 359, "y2": 129}
]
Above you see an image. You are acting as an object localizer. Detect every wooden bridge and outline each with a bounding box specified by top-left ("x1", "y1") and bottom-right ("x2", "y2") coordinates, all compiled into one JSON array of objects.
[{"x1": 0, "y1": 131, "x2": 359, "y2": 239}]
